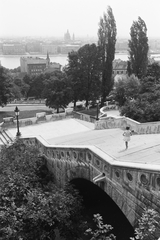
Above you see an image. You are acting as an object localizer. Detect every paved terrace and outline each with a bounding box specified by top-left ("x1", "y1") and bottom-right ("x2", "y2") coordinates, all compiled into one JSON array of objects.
[{"x1": 8, "y1": 117, "x2": 160, "y2": 166}]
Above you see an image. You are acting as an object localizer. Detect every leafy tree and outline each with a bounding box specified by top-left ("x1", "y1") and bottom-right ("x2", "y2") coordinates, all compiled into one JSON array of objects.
[
  {"x1": 23, "y1": 74, "x2": 35, "y2": 98},
  {"x1": 131, "y1": 208, "x2": 160, "y2": 240},
  {"x1": 146, "y1": 62, "x2": 160, "y2": 83},
  {"x1": 0, "y1": 139, "x2": 85, "y2": 240},
  {"x1": 64, "y1": 51, "x2": 82, "y2": 108},
  {"x1": 120, "y1": 100, "x2": 146, "y2": 122},
  {"x1": 98, "y1": 6, "x2": 117, "y2": 106},
  {"x1": 120, "y1": 75, "x2": 160, "y2": 122},
  {"x1": 0, "y1": 66, "x2": 12, "y2": 106},
  {"x1": 28, "y1": 74, "x2": 45, "y2": 99},
  {"x1": 113, "y1": 74, "x2": 140, "y2": 106},
  {"x1": 42, "y1": 70, "x2": 72, "y2": 113},
  {"x1": 85, "y1": 213, "x2": 116, "y2": 240},
  {"x1": 77, "y1": 44, "x2": 101, "y2": 107},
  {"x1": 13, "y1": 78, "x2": 30, "y2": 98},
  {"x1": 113, "y1": 77, "x2": 127, "y2": 107},
  {"x1": 65, "y1": 44, "x2": 101, "y2": 108},
  {"x1": 128, "y1": 17, "x2": 149, "y2": 79}
]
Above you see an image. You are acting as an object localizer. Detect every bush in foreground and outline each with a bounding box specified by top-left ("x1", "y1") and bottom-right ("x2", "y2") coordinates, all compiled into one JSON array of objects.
[{"x1": 0, "y1": 139, "x2": 85, "y2": 240}]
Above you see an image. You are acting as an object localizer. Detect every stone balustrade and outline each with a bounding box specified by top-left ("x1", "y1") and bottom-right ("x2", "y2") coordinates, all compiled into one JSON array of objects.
[
  {"x1": 95, "y1": 115, "x2": 160, "y2": 134},
  {"x1": 73, "y1": 111, "x2": 96, "y2": 123},
  {"x1": 2, "y1": 108, "x2": 160, "y2": 136},
  {"x1": 1, "y1": 111, "x2": 72, "y2": 129},
  {"x1": 23, "y1": 135, "x2": 160, "y2": 232}
]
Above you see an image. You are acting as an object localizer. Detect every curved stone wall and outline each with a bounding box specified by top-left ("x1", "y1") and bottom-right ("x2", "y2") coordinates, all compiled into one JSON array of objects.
[{"x1": 23, "y1": 136, "x2": 160, "y2": 232}]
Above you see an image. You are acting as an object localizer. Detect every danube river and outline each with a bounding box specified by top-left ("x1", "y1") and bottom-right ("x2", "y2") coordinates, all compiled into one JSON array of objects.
[{"x1": 0, "y1": 53, "x2": 160, "y2": 69}]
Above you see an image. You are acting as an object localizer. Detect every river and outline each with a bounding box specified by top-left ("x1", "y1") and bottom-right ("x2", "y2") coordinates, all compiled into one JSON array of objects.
[{"x1": 0, "y1": 53, "x2": 160, "y2": 69}]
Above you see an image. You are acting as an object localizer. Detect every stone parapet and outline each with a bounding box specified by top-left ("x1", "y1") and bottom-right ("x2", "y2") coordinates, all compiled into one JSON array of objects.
[
  {"x1": 95, "y1": 115, "x2": 160, "y2": 134},
  {"x1": 1, "y1": 111, "x2": 73, "y2": 129},
  {"x1": 73, "y1": 111, "x2": 96, "y2": 123}
]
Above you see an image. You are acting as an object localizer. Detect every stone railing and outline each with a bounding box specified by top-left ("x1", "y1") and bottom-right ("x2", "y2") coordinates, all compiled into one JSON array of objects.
[
  {"x1": 95, "y1": 115, "x2": 160, "y2": 134},
  {"x1": 11, "y1": 99, "x2": 46, "y2": 104},
  {"x1": 1, "y1": 109, "x2": 73, "y2": 129},
  {"x1": 73, "y1": 111, "x2": 96, "y2": 123},
  {"x1": 2, "y1": 106, "x2": 160, "y2": 135},
  {"x1": 23, "y1": 135, "x2": 160, "y2": 231}
]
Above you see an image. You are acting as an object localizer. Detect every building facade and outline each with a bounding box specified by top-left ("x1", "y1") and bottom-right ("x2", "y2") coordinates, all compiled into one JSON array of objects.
[
  {"x1": 20, "y1": 53, "x2": 61, "y2": 76},
  {"x1": 41, "y1": 44, "x2": 58, "y2": 54},
  {"x1": 3, "y1": 43, "x2": 25, "y2": 55},
  {"x1": 20, "y1": 57, "x2": 47, "y2": 75},
  {"x1": 112, "y1": 59, "x2": 128, "y2": 77}
]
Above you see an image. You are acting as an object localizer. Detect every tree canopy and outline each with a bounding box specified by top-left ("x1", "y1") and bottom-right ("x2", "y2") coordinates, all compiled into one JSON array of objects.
[
  {"x1": 128, "y1": 17, "x2": 149, "y2": 79},
  {"x1": 146, "y1": 62, "x2": 160, "y2": 83},
  {"x1": 0, "y1": 140, "x2": 85, "y2": 239},
  {"x1": 98, "y1": 5, "x2": 117, "y2": 105},
  {"x1": 77, "y1": 44, "x2": 101, "y2": 106},
  {"x1": 64, "y1": 51, "x2": 82, "y2": 107},
  {"x1": 65, "y1": 44, "x2": 101, "y2": 107},
  {"x1": 120, "y1": 75, "x2": 160, "y2": 122},
  {"x1": 0, "y1": 67, "x2": 13, "y2": 106},
  {"x1": 113, "y1": 74, "x2": 140, "y2": 107},
  {"x1": 42, "y1": 71, "x2": 72, "y2": 112},
  {"x1": 131, "y1": 208, "x2": 160, "y2": 240}
]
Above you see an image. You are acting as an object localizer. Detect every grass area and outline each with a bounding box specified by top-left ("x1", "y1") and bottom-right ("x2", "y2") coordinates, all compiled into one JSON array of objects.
[
  {"x1": 0, "y1": 109, "x2": 53, "y2": 123},
  {"x1": 77, "y1": 108, "x2": 97, "y2": 117},
  {"x1": 0, "y1": 107, "x2": 97, "y2": 123}
]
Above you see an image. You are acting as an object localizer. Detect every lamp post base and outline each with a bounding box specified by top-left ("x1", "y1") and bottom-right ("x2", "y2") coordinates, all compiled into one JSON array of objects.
[{"x1": 16, "y1": 132, "x2": 21, "y2": 137}]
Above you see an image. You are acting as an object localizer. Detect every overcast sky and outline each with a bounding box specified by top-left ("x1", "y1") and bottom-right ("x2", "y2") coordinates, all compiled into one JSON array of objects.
[{"x1": 1, "y1": 0, "x2": 160, "y2": 39}]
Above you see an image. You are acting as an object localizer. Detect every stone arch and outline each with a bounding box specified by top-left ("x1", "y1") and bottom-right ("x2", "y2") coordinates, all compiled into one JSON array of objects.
[
  {"x1": 66, "y1": 165, "x2": 91, "y2": 183},
  {"x1": 69, "y1": 177, "x2": 134, "y2": 239}
]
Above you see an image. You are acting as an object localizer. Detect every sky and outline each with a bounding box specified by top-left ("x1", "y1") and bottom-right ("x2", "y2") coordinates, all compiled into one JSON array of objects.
[{"x1": 1, "y1": 0, "x2": 160, "y2": 39}]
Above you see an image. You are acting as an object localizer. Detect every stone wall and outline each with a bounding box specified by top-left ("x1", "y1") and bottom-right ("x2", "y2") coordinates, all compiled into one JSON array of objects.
[
  {"x1": 1, "y1": 111, "x2": 72, "y2": 129},
  {"x1": 95, "y1": 116, "x2": 160, "y2": 134},
  {"x1": 73, "y1": 111, "x2": 96, "y2": 123},
  {"x1": 23, "y1": 135, "x2": 160, "y2": 233}
]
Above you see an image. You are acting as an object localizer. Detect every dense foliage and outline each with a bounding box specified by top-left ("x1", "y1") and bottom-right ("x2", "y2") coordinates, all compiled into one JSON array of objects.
[
  {"x1": 119, "y1": 75, "x2": 160, "y2": 122},
  {"x1": 65, "y1": 44, "x2": 101, "y2": 107},
  {"x1": 85, "y1": 213, "x2": 116, "y2": 240},
  {"x1": 113, "y1": 74, "x2": 140, "y2": 107},
  {"x1": 131, "y1": 208, "x2": 160, "y2": 240},
  {"x1": 42, "y1": 70, "x2": 72, "y2": 112},
  {"x1": 64, "y1": 51, "x2": 81, "y2": 107},
  {"x1": 146, "y1": 62, "x2": 160, "y2": 83},
  {"x1": 0, "y1": 66, "x2": 13, "y2": 106},
  {"x1": 0, "y1": 140, "x2": 85, "y2": 239},
  {"x1": 128, "y1": 17, "x2": 149, "y2": 78},
  {"x1": 98, "y1": 6, "x2": 117, "y2": 105}
]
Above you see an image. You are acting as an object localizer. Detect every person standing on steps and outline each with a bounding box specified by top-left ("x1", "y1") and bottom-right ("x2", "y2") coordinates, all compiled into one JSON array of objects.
[{"x1": 123, "y1": 126, "x2": 132, "y2": 149}]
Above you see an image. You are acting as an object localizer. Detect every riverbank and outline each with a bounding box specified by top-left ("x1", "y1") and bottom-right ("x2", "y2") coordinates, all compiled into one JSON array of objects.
[
  {"x1": 0, "y1": 53, "x2": 68, "y2": 57},
  {"x1": 1, "y1": 52, "x2": 160, "y2": 69}
]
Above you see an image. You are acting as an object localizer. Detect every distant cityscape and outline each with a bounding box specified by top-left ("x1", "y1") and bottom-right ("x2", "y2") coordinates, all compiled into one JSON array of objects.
[{"x1": 1, "y1": 30, "x2": 160, "y2": 56}]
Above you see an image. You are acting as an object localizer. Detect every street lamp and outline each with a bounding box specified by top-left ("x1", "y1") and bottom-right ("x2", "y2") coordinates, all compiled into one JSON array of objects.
[
  {"x1": 96, "y1": 100, "x2": 99, "y2": 121},
  {"x1": 14, "y1": 106, "x2": 21, "y2": 137}
]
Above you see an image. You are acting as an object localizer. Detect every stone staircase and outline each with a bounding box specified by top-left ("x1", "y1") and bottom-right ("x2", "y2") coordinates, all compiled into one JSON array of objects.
[{"x1": 0, "y1": 129, "x2": 14, "y2": 146}]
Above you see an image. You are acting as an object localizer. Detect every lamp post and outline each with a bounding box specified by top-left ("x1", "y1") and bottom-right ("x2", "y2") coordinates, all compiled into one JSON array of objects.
[
  {"x1": 14, "y1": 106, "x2": 21, "y2": 137},
  {"x1": 96, "y1": 100, "x2": 99, "y2": 121}
]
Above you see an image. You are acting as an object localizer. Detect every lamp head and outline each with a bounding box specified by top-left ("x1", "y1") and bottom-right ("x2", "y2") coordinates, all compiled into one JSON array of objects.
[{"x1": 14, "y1": 106, "x2": 20, "y2": 116}]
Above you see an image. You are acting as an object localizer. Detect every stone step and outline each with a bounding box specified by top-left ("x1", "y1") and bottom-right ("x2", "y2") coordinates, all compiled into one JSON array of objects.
[{"x1": 0, "y1": 129, "x2": 14, "y2": 145}]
